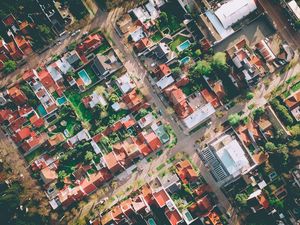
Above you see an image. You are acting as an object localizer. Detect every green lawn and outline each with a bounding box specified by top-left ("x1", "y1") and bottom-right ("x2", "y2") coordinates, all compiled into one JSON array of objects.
[
  {"x1": 92, "y1": 38, "x2": 111, "y2": 55},
  {"x1": 24, "y1": 146, "x2": 45, "y2": 163},
  {"x1": 64, "y1": 87, "x2": 94, "y2": 122},
  {"x1": 150, "y1": 31, "x2": 163, "y2": 43},
  {"x1": 169, "y1": 35, "x2": 188, "y2": 52}
]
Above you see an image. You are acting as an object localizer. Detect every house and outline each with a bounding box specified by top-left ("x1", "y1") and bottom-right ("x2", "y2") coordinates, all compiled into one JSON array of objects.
[
  {"x1": 154, "y1": 42, "x2": 170, "y2": 59},
  {"x1": 102, "y1": 151, "x2": 124, "y2": 174},
  {"x1": 64, "y1": 50, "x2": 82, "y2": 69},
  {"x1": 67, "y1": 129, "x2": 91, "y2": 147},
  {"x1": 12, "y1": 127, "x2": 32, "y2": 143},
  {"x1": 284, "y1": 90, "x2": 300, "y2": 121},
  {"x1": 82, "y1": 91, "x2": 107, "y2": 108},
  {"x1": 138, "y1": 131, "x2": 162, "y2": 152},
  {"x1": 116, "y1": 14, "x2": 133, "y2": 34},
  {"x1": 21, "y1": 134, "x2": 43, "y2": 153},
  {"x1": 134, "y1": 37, "x2": 151, "y2": 52},
  {"x1": 132, "y1": 194, "x2": 151, "y2": 216},
  {"x1": 13, "y1": 35, "x2": 32, "y2": 55},
  {"x1": 7, "y1": 85, "x2": 28, "y2": 105},
  {"x1": 40, "y1": 165, "x2": 58, "y2": 185},
  {"x1": 129, "y1": 26, "x2": 147, "y2": 43},
  {"x1": 159, "y1": 173, "x2": 181, "y2": 194},
  {"x1": 30, "y1": 113, "x2": 45, "y2": 128},
  {"x1": 247, "y1": 189, "x2": 269, "y2": 213},
  {"x1": 91, "y1": 53, "x2": 113, "y2": 78},
  {"x1": 123, "y1": 89, "x2": 144, "y2": 112},
  {"x1": 154, "y1": 64, "x2": 171, "y2": 79},
  {"x1": 164, "y1": 85, "x2": 193, "y2": 119},
  {"x1": 138, "y1": 113, "x2": 154, "y2": 129},
  {"x1": 175, "y1": 160, "x2": 198, "y2": 184},
  {"x1": 115, "y1": 73, "x2": 136, "y2": 94},
  {"x1": 76, "y1": 33, "x2": 103, "y2": 55},
  {"x1": 156, "y1": 76, "x2": 175, "y2": 91},
  {"x1": 286, "y1": 0, "x2": 300, "y2": 22},
  {"x1": 46, "y1": 133, "x2": 65, "y2": 148},
  {"x1": 236, "y1": 120, "x2": 265, "y2": 148},
  {"x1": 255, "y1": 40, "x2": 276, "y2": 63}
]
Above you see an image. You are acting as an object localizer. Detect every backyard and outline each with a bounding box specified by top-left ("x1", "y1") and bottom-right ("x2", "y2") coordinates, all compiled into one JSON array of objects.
[
  {"x1": 157, "y1": 1, "x2": 185, "y2": 34},
  {"x1": 169, "y1": 35, "x2": 189, "y2": 52}
]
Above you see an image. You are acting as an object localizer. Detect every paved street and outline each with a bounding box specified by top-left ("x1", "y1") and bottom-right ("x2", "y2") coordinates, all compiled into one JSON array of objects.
[
  {"x1": 1, "y1": 2, "x2": 300, "y2": 224},
  {"x1": 258, "y1": 0, "x2": 300, "y2": 50}
]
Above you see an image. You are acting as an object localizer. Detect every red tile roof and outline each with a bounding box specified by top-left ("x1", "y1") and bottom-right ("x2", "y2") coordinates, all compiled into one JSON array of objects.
[
  {"x1": 155, "y1": 64, "x2": 171, "y2": 78},
  {"x1": 103, "y1": 152, "x2": 122, "y2": 173},
  {"x1": 285, "y1": 90, "x2": 300, "y2": 109},
  {"x1": 143, "y1": 132, "x2": 162, "y2": 151},
  {"x1": 38, "y1": 69, "x2": 56, "y2": 91},
  {"x1": 0, "y1": 109, "x2": 13, "y2": 123},
  {"x1": 123, "y1": 89, "x2": 144, "y2": 112},
  {"x1": 2, "y1": 14, "x2": 16, "y2": 26},
  {"x1": 9, "y1": 116, "x2": 27, "y2": 132},
  {"x1": 175, "y1": 160, "x2": 198, "y2": 184},
  {"x1": 196, "y1": 195, "x2": 213, "y2": 215},
  {"x1": 13, "y1": 127, "x2": 32, "y2": 142},
  {"x1": 134, "y1": 37, "x2": 151, "y2": 52},
  {"x1": 165, "y1": 209, "x2": 182, "y2": 225},
  {"x1": 76, "y1": 33, "x2": 103, "y2": 54},
  {"x1": 21, "y1": 135, "x2": 41, "y2": 152},
  {"x1": 201, "y1": 89, "x2": 220, "y2": 108},
  {"x1": 153, "y1": 189, "x2": 169, "y2": 208},
  {"x1": 7, "y1": 86, "x2": 28, "y2": 105},
  {"x1": 30, "y1": 114, "x2": 45, "y2": 128},
  {"x1": 22, "y1": 69, "x2": 36, "y2": 81}
]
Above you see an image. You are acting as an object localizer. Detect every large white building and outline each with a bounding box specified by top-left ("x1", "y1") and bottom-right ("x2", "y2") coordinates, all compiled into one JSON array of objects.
[{"x1": 214, "y1": 0, "x2": 257, "y2": 29}]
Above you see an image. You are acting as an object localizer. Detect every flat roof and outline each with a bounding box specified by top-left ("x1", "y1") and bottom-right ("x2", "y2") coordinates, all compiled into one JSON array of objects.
[
  {"x1": 215, "y1": 138, "x2": 250, "y2": 177},
  {"x1": 214, "y1": 0, "x2": 257, "y2": 29},
  {"x1": 182, "y1": 103, "x2": 215, "y2": 129},
  {"x1": 288, "y1": 0, "x2": 300, "y2": 20}
]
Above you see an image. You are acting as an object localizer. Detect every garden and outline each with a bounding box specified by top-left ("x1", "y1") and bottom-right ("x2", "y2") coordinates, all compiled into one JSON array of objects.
[{"x1": 169, "y1": 35, "x2": 189, "y2": 52}]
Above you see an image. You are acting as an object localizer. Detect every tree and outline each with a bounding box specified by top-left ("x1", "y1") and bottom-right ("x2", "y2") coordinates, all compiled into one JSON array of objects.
[
  {"x1": 159, "y1": 12, "x2": 168, "y2": 25},
  {"x1": 252, "y1": 107, "x2": 265, "y2": 120},
  {"x1": 193, "y1": 60, "x2": 212, "y2": 77},
  {"x1": 95, "y1": 85, "x2": 106, "y2": 95},
  {"x1": 108, "y1": 93, "x2": 119, "y2": 103},
  {"x1": 265, "y1": 142, "x2": 276, "y2": 152},
  {"x1": 270, "y1": 98, "x2": 294, "y2": 125},
  {"x1": 195, "y1": 49, "x2": 202, "y2": 57},
  {"x1": 235, "y1": 193, "x2": 248, "y2": 206},
  {"x1": 246, "y1": 92, "x2": 254, "y2": 100},
  {"x1": 3, "y1": 60, "x2": 17, "y2": 74},
  {"x1": 211, "y1": 52, "x2": 228, "y2": 74},
  {"x1": 58, "y1": 170, "x2": 67, "y2": 181},
  {"x1": 37, "y1": 24, "x2": 53, "y2": 41},
  {"x1": 84, "y1": 151, "x2": 94, "y2": 163},
  {"x1": 228, "y1": 113, "x2": 241, "y2": 126},
  {"x1": 171, "y1": 67, "x2": 181, "y2": 77},
  {"x1": 290, "y1": 124, "x2": 300, "y2": 137}
]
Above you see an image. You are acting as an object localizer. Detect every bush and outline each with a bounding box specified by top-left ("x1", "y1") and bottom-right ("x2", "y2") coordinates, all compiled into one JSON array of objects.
[
  {"x1": 252, "y1": 107, "x2": 265, "y2": 120},
  {"x1": 246, "y1": 92, "x2": 254, "y2": 100}
]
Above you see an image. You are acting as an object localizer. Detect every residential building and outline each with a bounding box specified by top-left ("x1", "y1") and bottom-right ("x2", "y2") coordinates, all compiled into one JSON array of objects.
[
  {"x1": 7, "y1": 85, "x2": 28, "y2": 105},
  {"x1": 115, "y1": 73, "x2": 136, "y2": 94},
  {"x1": 284, "y1": 90, "x2": 300, "y2": 121}
]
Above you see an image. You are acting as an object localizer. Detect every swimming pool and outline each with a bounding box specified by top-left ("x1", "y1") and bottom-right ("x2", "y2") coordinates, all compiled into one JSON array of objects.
[
  {"x1": 180, "y1": 56, "x2": 191, "y2": 65},
  {"x1": 78, "y1": 69, "x2": 92, "y2": 86},
  {"x1": 177, "y1": 40, "x2": 191, "y2": 52},
  {"x1": 147, "y1": 218, "x2": 157, "y2": 225},
  {"x1": 56, "y1": 96, "x2": 67, "y2": 106},
  {"x1": 37, "y1": 104, "x2": 47, "y2": 117}
]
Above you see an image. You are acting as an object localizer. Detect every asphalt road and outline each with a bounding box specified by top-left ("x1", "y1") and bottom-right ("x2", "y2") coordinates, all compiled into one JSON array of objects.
[{"x1": 258, "y1": 0, "x2": 300, "y2": 50}]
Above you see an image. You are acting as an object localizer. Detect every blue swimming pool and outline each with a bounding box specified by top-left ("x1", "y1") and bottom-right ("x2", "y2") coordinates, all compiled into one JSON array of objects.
[
  {"x1": 56, "y1": 96, "x2": 67, "y2": 106},
  {"x1": 78, "y1": 69, "x2": 92, "y2": 86},
  {"x1": 177, "y1": 40, "x2": 191, "y2": 52},
  {"x1": 180, "y1": 56, "x2": 191, "y2": 65},
  {"x1": 148, "y1": 218, "x2": 157, "y2": 225},
  {"x1": 37, "y1": 104, "x2": 47, "y2": 117}
]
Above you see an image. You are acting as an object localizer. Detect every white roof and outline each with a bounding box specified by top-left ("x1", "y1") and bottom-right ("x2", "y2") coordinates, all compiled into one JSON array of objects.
[
  {"x1": 116, "y1": 73, "x2": 136, "y2": 94},
  {"x1": 215, "y1": 138, "x2": 250, "y2": 177},
  {"x1": 182, "y1": 103, "x2": 215, "y2": 129},
  {"x1": 112, "y1": 102, "x2": 121, "y2": 111},
  {"x1": 288, "y1": 0, "x2": 300, "y2": 20},
  {"x1": 132, "y1": 7, "x2": 150, "y2": 23},
  {"x1": 130, "y1": 26, "x2": 146, "y2": 42},
  {"x1": 215, "y1": 0, "x2": 257, "y2": 29},
  {"x1": 138, "y1": 113, "x2": 154, "y2": 128},
  {"x1": 156, "y1": 76, "x2": 174, "y2": 90},
  {"x1": 91, "y1": 140, "x2": 101, "y2": 154},
  {"x1": 68, "y1": 129, "x2": 91, "y2": 146},
  {"x1": 89, "y1": 92, "x2": 107, "y2": 108},
  {"x1": 145, "y1": 2, "x2": 159, "y2": 20}
]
